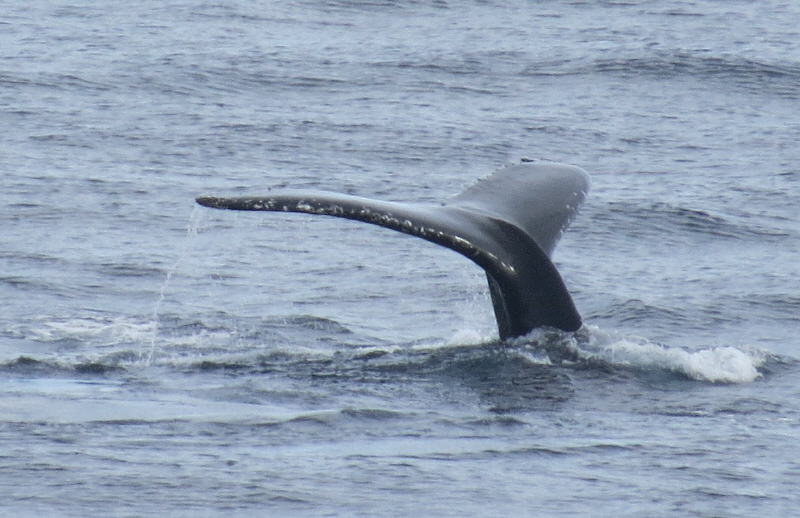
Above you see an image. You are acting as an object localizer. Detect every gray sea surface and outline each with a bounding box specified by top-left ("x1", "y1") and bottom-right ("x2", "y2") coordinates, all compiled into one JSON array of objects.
[{"x1": 2, "y1": 1, "x2": 799, "y2": 516}]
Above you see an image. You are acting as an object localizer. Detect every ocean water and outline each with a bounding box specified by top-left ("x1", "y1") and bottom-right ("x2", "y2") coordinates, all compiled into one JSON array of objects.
[{"x1": 2, "y1": 0, "x2": 799, "y2": 516}]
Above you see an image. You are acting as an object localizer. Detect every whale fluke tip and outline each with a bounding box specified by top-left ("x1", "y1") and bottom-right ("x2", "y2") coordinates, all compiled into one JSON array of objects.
[{"x1": 196, "y1": 196, "x2": 223, "y2": 208}]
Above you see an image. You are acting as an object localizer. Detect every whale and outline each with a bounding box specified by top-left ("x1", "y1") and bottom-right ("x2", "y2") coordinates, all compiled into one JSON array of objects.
[{"x1": 196, "y1": 162, "x2": 589, "y2": 340}]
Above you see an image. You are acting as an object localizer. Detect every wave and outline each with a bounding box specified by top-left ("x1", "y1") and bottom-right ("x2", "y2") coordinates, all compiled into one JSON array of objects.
[
  {"x1": 595, "y1": 55, "x2": 798, "y2": 81},
  {"x1": 568, "y1": 326, "x2": 773, "y2": 384},
  {"x1": 0, "y1": 71, "x2": 113, "y2": 94},
  {"x1": 5, "y1": 315, "x2": 157, "y2": 350},
  {"x1": 523, "y1": 53, "x2": 800, "y2": 99},
  {"x1": 5, "y1": 312, "x2": 786, "y2": 393},
  {"x1": 301, "y1": 0, "x2": 450, "y2": 15},
  {"x1": 2, "y1": 313, "x2": 370, "y2": 374},
  {"x1": 587, "y1": 200, "x2": 790, "y2": 244},
  {"x1": 0, "y1": 355, "x2": 124, "y2": 377}
]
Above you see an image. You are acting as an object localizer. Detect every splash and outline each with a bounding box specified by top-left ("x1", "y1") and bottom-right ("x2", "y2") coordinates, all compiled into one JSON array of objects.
[
  {"x1": 576, "y1": 327, "x2": 765, "y2": 383},
  {"x1": 445, "y1": 327, "x2": 494, "y2": 347},
  {"x1": 8, "y1": 316, "x2": 155, "y2": 348}
]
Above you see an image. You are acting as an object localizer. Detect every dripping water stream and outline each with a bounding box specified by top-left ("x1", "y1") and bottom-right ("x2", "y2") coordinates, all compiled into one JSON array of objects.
[{"x1": 144, "y1": 206, "x2": 205, "y2": 364}]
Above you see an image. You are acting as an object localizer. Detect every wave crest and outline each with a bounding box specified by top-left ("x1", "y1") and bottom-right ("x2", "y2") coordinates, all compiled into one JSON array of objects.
[{"x1": 574, "y1": 327, "x2": 766, "y2": 383}]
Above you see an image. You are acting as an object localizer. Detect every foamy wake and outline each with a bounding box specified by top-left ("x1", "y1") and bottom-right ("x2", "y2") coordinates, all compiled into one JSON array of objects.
[
  {"x1": 7, "y1": 315, "x2": 233, "y2": 366},
  {"x1": 576, "y1": 327, "x2": 766, "y2": 383},
  {"x1": 10, "y1": 316, "x2": 155, "y2": 346},
  {"x1": 10, "y1": 316, "x2": 769, "y2": 384}
]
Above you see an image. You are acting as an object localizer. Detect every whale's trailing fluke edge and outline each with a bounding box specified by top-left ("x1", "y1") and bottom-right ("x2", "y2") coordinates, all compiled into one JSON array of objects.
[{"x1": 196, "y1": 162, "x2": 589, "y2": 340}]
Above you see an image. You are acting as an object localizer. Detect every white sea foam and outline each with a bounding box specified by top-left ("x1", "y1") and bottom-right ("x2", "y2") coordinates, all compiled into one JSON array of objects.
[
  {"x1": 9, "y1": 314, "x2": 242, "y2": 368},
  {"x1": 578, "y1": 327, "x2": 765, "y2": 383},
  {"x1": 14, "y1": 316, "x2": 156, "y2": 346},
  {"x1": 445, "y1": 327, "x2": 493, "y2": 346},
  {"x1": 517, "y1": 348, "x2": 553, "y2": 366}
]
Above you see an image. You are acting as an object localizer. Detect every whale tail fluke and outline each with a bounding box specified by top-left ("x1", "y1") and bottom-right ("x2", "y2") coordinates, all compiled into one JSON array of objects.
[{"x1": 196, "y1": 162, "x2": 589, "y2": 340}]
